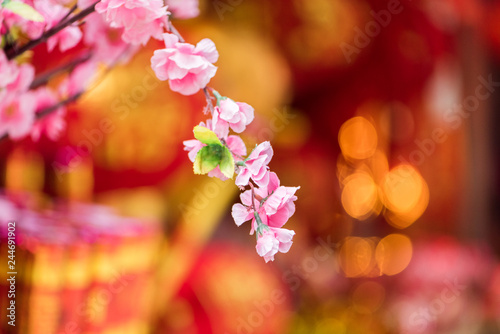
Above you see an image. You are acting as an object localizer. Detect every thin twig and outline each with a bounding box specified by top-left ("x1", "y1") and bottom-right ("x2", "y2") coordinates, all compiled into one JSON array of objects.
[
  {"x1": 0, "y1": 92, "x2": 82, "y2": 141},
  {"x1": 59, "y1": 4, "x2": 78, "y2": 25},
  {"x1": 203, "y1": 87, "x2": 214, "y2": 114},
  {"x1": 6, "y1": 1, "x2": 98, "y2": 60},
  {"x1": 30, "y1": 53, "x2": 92, "y2": 89},
  {"x1": 167, "y1": 19, "x2": 185, "y2": 43}
]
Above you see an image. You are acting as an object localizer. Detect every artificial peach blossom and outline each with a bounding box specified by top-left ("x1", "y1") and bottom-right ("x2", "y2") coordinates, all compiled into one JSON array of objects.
[
  {"x1": 83, "y1": 13, "x2": 138, "y2": 65},
  {"x1": 256, "y1": 227, "x2": 295, "y2": 263},
  {"x1": 151, "y1": 33, "x2": 218, "y2": 95},
  {"x1": 30, "y1": 87, "x2": 66, "y2": 141},
  {"x1": 0, "y1": 90, "x2": 36, "y2": 140},
  {"x1": 235, "y1": 141, "x2": 273, "y2": 187},
  {"x1": 95, "y1": 0, "x2": 168, "y2": 45},
  {"x1": 165, "y1": 0, "x2": 200, "y2": 19},
  {"x1": 212, "y1": 98, "x2": 254, "y2": 138}
]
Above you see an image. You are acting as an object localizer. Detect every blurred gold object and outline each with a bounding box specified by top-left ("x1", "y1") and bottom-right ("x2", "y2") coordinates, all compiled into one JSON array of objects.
[
  {"x1": 5, "y1": 148, "x2": 44, "y2": 194},
  {"x1": 56, "y1": 157, "x2": 94, "y2": 202}
]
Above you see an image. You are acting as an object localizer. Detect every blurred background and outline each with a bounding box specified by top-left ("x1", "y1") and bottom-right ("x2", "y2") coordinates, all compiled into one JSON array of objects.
[{"x1": 1, "y1": 0, "x2": 500, "y2": 333}]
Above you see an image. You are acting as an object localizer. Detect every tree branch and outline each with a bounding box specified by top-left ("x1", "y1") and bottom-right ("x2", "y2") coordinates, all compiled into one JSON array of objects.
[{"x1": 5, "y1": 1, "x2": 99, "y2": 60}]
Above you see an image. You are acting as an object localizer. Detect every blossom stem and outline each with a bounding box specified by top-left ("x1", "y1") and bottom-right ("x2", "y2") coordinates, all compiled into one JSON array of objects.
[
  {"x1": 37, "y1": 92, "x2": 83, "y2": 119},
  {"x1": 30, "y1": 53, "x2": 92, "y2": 89},
  {"x1": 167, "y1": 19, "x2": 185, "y2": 43},
  {"x1": 259, "y1": 190, "x2": 274, "y2": 208},
  {"x1": 5, "y1": 1, "x2": 99, "y2": 60},
  {"x1": 0, "y1": 92, "x2": 82, "y2": 141},
  {"x1": 249, "y1": 182, "x2": 258, "y2": 212},
  {"x1": 203, "y1": 87, "x2": 214, "y2": 114},
  {"x1": 59, "y1": 4, "x2": 78, "y2": 24}
]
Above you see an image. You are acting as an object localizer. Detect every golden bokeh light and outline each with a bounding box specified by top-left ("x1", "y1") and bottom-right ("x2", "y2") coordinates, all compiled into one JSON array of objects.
[
  {"x1": 366, "y1": 149, "x2": 389, "y2": 183},
  {"x1": 351, "y1": 281, "x2": 385, "y2": 314},
  {"x1": 338, "y1": 237, "x2": 377, "y2": 277},
  {"x1": 380, "y1": 165, "x2": 429, "y2": 228},
  {"x1": 341, "y1": 172, "x2": 379, "y2": 220},
  {"x1": 375, "y1": 234, "x2": 413, "y2": 276},
  {"x1": 339, "y1": 117, "x2": 378, "y2": 160}
]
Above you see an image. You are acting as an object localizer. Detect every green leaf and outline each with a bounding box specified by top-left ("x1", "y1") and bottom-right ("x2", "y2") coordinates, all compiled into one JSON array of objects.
[
  {"x1": 193, "y1": 126, "x2": 221, "y2": 146},
  {"x1": 3, "y1": 1, "x2": 44, "y2": 22},
  {"x1": 193, "y1": 145, "x2": 224, "y2": 175},
  {"x1": 219, "y1": 147, "x2": 235, "y2": 179}
]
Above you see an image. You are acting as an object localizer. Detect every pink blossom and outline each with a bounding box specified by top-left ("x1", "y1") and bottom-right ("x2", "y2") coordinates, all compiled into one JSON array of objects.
[
  {"x1": 235, "y1": 141, "x2": 273, "y2": 187},
  {"x1": 165, "y1": 0, "x2": 200, "y2": 19},
  {"x1": 0, "y1": 90, "x2": 36, "y2": 140},
  {"x1": 212, "y1": 98, "x2": 254, "y2": 137},
  {"x1": 58, "y1": 61, "x2": 98, "y2": 97},
  {"x1": 231, "y1": 172, "x2": 299, "y2": 229},
  {"x1": 6, "y1": 63, "x2": 35, "y2": 92},
  {"x1": 1, "y1": 3, "x2": 45, "y2": 39},
  {"x1": 83, "y1": 13, "x2": 138, "y2": 65},
  {"x1": 151, "y1": 33, "x2": 218, "y2": 95},
  {"x1": 77, "y1": 0, "x2": 96, "y2": 9},
  {"x1": 95, "y1": 0, "x2": 168, "y2": 45},
  {"x1": 260, "y1": 172, "x2": 300, "y2": 219},
  {"x1": 32, "y1": 0, "x2": 82, "y2": 51},
  {"x1": 256, "y1": 227, "x2": 295, "y2": 263},
  {"x1": 30, "y1": 87, "x2": 66, "y2": 141},
  {"x1": 0, "y1": 51, "x2": 19, "y2": 89}
]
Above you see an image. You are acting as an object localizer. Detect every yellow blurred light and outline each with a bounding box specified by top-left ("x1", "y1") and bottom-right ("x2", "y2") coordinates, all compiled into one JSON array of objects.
[
  {"x1": 351, "y1": 281, "x2": 385, "y2": 314},
  {"x1": 375, "y1": 234, "x2": 412, "y2": 276},
  {"x1": 338, "y1": 117, "x2": 378, "y2": 160},
  {"x1": 338, "y1": 237, "x2": 376, "y2": 277},
  {"x1": 5, "y1": 149, "x2": 44, "y2": 193},
  {"x1": 341, "y1": 172, "x2": 379, "y2": 220},
  {"x1": 380, "y1": 165, "x2": 429, "y2": 228}
]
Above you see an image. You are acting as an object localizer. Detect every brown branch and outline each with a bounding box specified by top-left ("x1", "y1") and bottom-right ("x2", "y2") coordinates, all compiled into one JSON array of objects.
[
  {"x1": 30, "y1": 53, "x2": 92, "y2": 89},
  {"x1": 0, "y1": 92, "x2": 83, "y2": 141},
  {"x1": 6, "y1": 1, "x2": 99, "y2": 60}
]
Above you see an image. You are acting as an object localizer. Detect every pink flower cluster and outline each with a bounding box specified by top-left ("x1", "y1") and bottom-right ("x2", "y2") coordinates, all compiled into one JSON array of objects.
[
  {"x1": 232, "y1": 172, "x2": 299, "y2": 262},
  {"x1": 0, "y1": 49, "x2": 99, "y2": 140},
  {"x1": 151, "y1": 33, "x2": 218, "y2": 95},
  {"x1": 166, "y1": 0, "x2": 200, "y2": 19},
  {"x1": 95, "y1": 0, "x2": 168, "y2": 45},
  {"x1": 182, "y1": 88, "x2": 299, "y2": 262},
  {"x1": 1, "y1": 0, "x2": 298, "y2": 261},
  {"x1": 1, "y1": 0, "x2": 201, "y2": 141}
]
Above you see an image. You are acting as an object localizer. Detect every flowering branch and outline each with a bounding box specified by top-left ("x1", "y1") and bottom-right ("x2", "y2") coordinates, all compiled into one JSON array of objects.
[
  {"x1": 30, "y1": 53, "x2": 92, "y2": 89},
  {"x1": 5, "y1": 1, "x2": 98, "y2": 60},
  {"x1": 0, "y1": 0, "x2": 300, "y2": 261}
]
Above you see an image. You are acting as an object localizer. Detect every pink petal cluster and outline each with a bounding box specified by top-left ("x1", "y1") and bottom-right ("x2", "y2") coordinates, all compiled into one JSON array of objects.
[
  {"x1": 0, "y1": 50, "x2": 37, "y2": 140},
  {"x1": 0, "y1": 51, "x2": 20, "y2": 88},
  {"x1": 232, "y1": 172, "x2": 299, "y2": 230},
  {"x1": 151, "y1": 33, "x2": 218, "y2": 95},
  {"x1": 95, "y1": 0, "x2": 168, "y2": 45},
  {"x1": 83, "y1": 13, "x2": 138, "y2": 65},
  {"x1": 165, "y1": 0, "x2": 200, "y2": 19},
  {"x1": 30, "y1": 87, "x2": 66, "y2": 141},
  {"x1": 58, "y1": 61, "x2": 98, "y2": 98},
  {"x1": 0, "y1": 90, "x2": 36, "y2": 140},
  {"x1": 256, "y1": 228, "x2": 295, "y2": 263},
  {"x1": 235, "y1": 141, "x2": 273, "y2": 187},
  {"x1": 15, "y1": 0, "x2": 83, "y2": 51},
  {"x1": 232, "y1": 172, "x2": 299, "y2": 262},
  {"x1": 212, "y1": 98, "x2": 254, "y2": 138}
]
